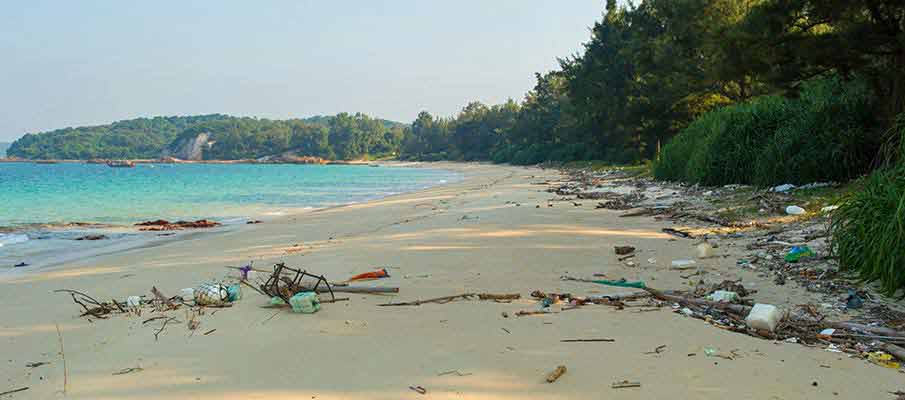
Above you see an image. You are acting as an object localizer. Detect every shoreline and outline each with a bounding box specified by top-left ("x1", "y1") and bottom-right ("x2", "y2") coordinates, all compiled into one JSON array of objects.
[
  {"x1": 0, "y1": 161, "x2": 464, "y2": 272},
  {"x1": 0, "y1": 157, "x2": 383, "y2": 165},
  {"x1": 1, "y1": 162, "x2": 901, "y2": 399}
]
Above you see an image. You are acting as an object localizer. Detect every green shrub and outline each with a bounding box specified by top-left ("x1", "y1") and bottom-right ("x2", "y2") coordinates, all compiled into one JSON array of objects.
[
  {"x1": 830, "y1": 162, "x2": 905, "y2": 296},
  {"x1": 697, "y1": 96, "x2": 794, "y2": 185},
  {"x1": 656, "y1": 76, "x2": 881, "y2": 186},
  {"x1": 654, "y1": 105, "x2": 733, "y2": 182},
  {"x1": 511, "y1": 143, "x2": 550, "y2": 165},
  {"x1": 753, "y1": 78, "x2": 878, "y2": 185}
]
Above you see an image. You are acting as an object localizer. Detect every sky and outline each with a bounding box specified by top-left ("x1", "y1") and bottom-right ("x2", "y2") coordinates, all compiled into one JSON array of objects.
[{"x1": 0, "y1": 1, "x2": 609, "y2": 141}]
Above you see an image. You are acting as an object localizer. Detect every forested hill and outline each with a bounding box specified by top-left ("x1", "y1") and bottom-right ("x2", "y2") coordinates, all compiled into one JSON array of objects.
[{"x1": 7, "y1": 114, "x2": 407, "y2": 160}]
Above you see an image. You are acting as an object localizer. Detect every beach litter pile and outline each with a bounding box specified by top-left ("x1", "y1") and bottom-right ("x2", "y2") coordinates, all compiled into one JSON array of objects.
[
  {"x1": 547, "y1": 273, "x2": 905, "y2": 369},
  {"x1": 134, "y1": 219, "x2": 221, "y2": 231},
  {"x1": 539, "y1": 166, "x2": 905, "y2": 369},
  {"x1": 56, "y1": 262, "x2": 401, "y2": 341}
]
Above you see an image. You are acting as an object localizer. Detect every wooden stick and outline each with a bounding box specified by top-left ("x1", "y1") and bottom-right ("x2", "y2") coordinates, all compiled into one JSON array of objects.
[
  {"x1": 516, "y1": 310, "x2": 551, "y2": 317},
  {"x1": 321, "y1": 297, "x2": 350, "y2": 303},
  {"x1": 150, "y1": 286, "x2": 172, "y2": 306},
  {"x1": 314, "y1": 286, "x2": 398, "y2": 294},
  {"x1": 478, "y1": 293, "x2": 521, "y2": 301},
  {"x1": 378, "y1": 293, "x2": 519, "y2": 306},
  {"x1": 560, "y1": 338, "x2": 615, "y2": 343},
  {"x1": 154, "y1": 317, "x2": 177, "y2": 341},
  {"x1": 55, "y1": 323, "x2": 68, "y2": 395},
  {"x1": 612, "y1": 380, "x2": 641, "y2": 389},
  {"x1": 643, "y1": 288, "x2": 751, "y2": 316},
  {"x1": 379, "y1": 293, "x2": 475, "y2": 306},
  {"x1": 0, "y1": 387, "x2": 29, "y2": 396},
  {"x1": 545, "y1": 365, "x2": 566, "y2": 383}
]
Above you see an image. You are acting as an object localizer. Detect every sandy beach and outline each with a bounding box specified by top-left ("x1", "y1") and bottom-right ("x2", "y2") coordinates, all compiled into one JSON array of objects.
[{"x1": 1, "y1": 162, "x2": 900, "y2": 400}]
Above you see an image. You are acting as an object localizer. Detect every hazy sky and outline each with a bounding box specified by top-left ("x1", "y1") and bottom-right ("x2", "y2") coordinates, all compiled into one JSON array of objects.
[{"x1": 0, "y1": 1, "x2": 608, "y2": 141}]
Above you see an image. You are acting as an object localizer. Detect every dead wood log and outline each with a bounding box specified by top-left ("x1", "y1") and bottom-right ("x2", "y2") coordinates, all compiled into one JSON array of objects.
[
  {"x1": 643, "y1": 288, "x2": 751, "y2": 316},
  {"x1": 879, "y1": 342, "x2": 905, "y2": 361},
  {"x1": 826, "y1": 322, "x2": 905, "y2": 339}
]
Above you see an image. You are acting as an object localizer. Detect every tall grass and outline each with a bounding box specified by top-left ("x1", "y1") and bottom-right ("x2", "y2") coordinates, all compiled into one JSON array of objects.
[
  {"x1": 753, "y1": 78, "x2": 878, "y2": 185},
  {"x1": 697, "y1": 96, "x2": 794, "y2": 185},
  {"x1": 654, "y1": 76, "x2": 879, "y2": 186},
  {"x1": 830, "y1": 162, "x2": 905, "y2": 296},
  {"x1": 830, "y1": 120, "x2": 905, "y2": 295}
]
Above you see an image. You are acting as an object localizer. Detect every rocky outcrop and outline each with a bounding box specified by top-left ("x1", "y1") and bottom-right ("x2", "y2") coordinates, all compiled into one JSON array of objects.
[{"x1": 162, "y1": 133, "x2": 212, "y2": 161}]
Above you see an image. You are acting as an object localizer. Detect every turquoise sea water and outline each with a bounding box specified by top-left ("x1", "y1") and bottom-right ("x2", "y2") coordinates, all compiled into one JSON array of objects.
[{"x1": 0, "y1": 162, "x2": 459, "y2": 268}]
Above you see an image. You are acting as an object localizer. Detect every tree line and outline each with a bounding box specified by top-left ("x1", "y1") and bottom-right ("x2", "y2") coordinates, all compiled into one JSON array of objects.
[
  {"x1": 8, "y1": 114, "x2": 407, "y2": 160},
  {"x1": 9, "y1": 0, "x2": 903, "y2": 166},
  {"x1": 399, "y1": 0, "x2": 905, "y2": 166}
]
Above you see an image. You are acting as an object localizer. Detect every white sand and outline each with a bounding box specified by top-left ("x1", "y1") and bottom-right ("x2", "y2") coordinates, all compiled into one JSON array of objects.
[{"x1": 1, "y1": 162, "x2": 900, "y2": 399}]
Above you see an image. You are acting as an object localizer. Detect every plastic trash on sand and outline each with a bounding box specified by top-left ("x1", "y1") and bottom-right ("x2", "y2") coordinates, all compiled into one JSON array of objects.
[
  {"x1": 289, "y1": 292, "x2": 320, "y2": 314},
  {"x1": 696, "y1": 243, "x2": 715, "y2": 259},
  {"x1": 227, "y1": 284, "x2": 242, "y2": 302},
  {"x1": 588, "y1": 279, "x2": 646, "y2": 289},
  {"x1": 745, "y1": 304, "x2": 782, "y2": 332},
  {"x1": 867, "y1": 352, "x2": 901, "y2": 369},
  {"x1": 771, "y1": 184, "x2": 796, "y2": 193},
  {"x1": 784, "y1": 246, "x2": 815, "y2": 263},
  {"x1": 180, "y1": 288, "x2": 195, "y2": 301},
  {"x1": 671, "y1": 259, "x2": 697, "y2": 268},
  {"x1": 845, "y1": 289, "x2": 863, "y2": 309},
  {"x1": 194, "y1": 283, "x2": 230, "y2": 306},
  {"x1": 785, "y1": 205, "x2": 806, "y2": 215},
  {"x1": 707, "y1": 290, "x2": 739, "y2": 303},
  {"x1": 126, "y1": 296, "x2": 142, "y2": 308},
  {"x1": 348, "y1": 268, "x2": 390, "y2": 282}
]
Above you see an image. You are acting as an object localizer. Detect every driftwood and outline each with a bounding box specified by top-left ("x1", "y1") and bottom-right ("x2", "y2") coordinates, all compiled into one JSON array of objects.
[
  {"x1": 378, "y1": 293, "x2": 519, "y2": 306},
  {"x1": 0, "y1": 387, "x2": 29, "y2": 396},
  {"x1": 54, "y1": 289, "x2": 118, "y2": 319},
  {"x1": 317, "y1": 286, "x2": 398, "y2": 294},
  {"x1": 662, "y1": 228, "x2": 694, "y2": 239},
  {"x1": 612, "y1": 381, "x2": 641, "y2": 389},
  {"x1": 561, "y1": 338, "x2": 615, "y2": 343},
  {"x1": 878, "y1": 342, "x2": 905, "y2": 361},
  {"x1": 644, "y1": 286, "x2": 905, "y2": 362},
  {"x1": 153, "y1": 317, "x2": 178, "y2": 341},
  {"x1": 644, "y1": 288, "x2": 751, "y2": 316},
  {"x1": 826, "y1": 321, "x2": 905, "y2": 338},
  {"x1": 55, "y1": 323, "x2": 68, "y2": 395},
  {"x1": 516, "y1": 310, "x2": 551, "y2": 317},
  {"x1": 545, "y1": 365, "x2": 567, "y2": 383}
]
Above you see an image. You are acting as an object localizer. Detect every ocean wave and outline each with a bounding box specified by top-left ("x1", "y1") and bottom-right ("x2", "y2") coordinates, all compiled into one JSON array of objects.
[{"x1": 0, "y1": 233, "x2": 29, "y2": 247}]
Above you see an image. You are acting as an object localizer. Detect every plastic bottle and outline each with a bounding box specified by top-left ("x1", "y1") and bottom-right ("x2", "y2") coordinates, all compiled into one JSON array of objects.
[
  {"x1": 745, "y1": 303, "x2": 782, "y2": 332},
  {"x1": 126, "y1": 296, "x2": 142, "y2": 308}
]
